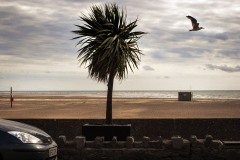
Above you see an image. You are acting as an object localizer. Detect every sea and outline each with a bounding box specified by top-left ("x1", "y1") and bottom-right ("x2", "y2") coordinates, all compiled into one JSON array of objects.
[{"x1": 0, "y1": 90, "x2": 240, "y2": 99}]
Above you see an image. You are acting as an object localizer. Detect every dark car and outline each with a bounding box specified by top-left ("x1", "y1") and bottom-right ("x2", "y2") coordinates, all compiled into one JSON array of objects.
[{"x1": 0, "y1": 119, "x2": 57, "y2": 160}]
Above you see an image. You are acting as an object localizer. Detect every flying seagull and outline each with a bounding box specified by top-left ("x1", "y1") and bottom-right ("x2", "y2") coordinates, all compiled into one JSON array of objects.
[{"x1": 186, "y1": 15, "x2": 204, "y2": 31}]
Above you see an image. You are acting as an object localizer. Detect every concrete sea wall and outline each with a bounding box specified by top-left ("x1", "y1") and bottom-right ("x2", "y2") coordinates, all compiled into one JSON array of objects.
[
  {"x1": 14, "y1": 119, "x2": 240, "y2": 141},
  {"x1": 11, "y1": 119, "x2": 240, "y2": 160},
  {"x1": 56, "y1": 135, "x2": 240, "y2": 160}
]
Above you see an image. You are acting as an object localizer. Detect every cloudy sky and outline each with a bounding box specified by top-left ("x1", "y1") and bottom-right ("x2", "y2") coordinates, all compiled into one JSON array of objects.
[{"x1": 0, "y1": 0, "x2": 240, "y2": 91}]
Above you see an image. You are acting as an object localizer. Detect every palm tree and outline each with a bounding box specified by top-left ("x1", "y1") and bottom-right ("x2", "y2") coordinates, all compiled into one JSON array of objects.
[{"x1": 72, "y1": 3, "x2": 145, "y2": 124}]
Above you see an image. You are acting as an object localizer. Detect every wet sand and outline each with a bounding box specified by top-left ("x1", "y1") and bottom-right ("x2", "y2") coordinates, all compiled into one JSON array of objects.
[{"x1": 0, "y1": 96, "x2": 240, "y2": 119}]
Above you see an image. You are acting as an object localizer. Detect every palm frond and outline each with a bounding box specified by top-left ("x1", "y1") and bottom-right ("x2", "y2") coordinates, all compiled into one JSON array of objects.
[{"x1": 72, "y1": 3, "x2": 145, "y2": 83}]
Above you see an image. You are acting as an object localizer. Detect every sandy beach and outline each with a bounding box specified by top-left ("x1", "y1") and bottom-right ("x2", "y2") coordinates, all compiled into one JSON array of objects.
[{"x1": 0, "y1": 95, "x2": 240, "y2": 119}]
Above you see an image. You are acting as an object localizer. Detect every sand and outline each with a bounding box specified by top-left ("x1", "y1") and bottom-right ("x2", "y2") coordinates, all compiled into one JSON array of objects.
[{"x1": 0, "y1": 96, "x2": 240, "y2": 119}]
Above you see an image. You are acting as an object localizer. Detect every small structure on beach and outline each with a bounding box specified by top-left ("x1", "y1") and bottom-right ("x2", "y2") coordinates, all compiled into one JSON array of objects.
[{"x1": 178, "y1": 92, "x2": 192, "y2": 101}]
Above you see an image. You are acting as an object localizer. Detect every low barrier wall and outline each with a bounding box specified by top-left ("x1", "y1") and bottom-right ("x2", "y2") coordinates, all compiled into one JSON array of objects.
[
  {"x1": 56, "y1": 135, "x2": 240, "y2": 160},
  {"x1": 10, "y1": 119, "x2": 240, "y2": 160},
  {"x1": 13, "y1": 119, "x2": 240, "y2": 141}
]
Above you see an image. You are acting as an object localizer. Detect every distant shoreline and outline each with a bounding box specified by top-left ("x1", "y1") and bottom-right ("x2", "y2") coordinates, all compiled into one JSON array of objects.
[
  {"x1": 1, "y1": 94, "x2": 240, "y2": 101},
  {"x1": 1, "y1": 90, "x2": 240, "y2": 99}
]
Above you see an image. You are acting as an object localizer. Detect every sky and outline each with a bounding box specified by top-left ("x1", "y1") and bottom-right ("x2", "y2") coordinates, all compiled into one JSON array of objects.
[{"x1": 0, "y1": 0, "x2": 240, "y2": 91}]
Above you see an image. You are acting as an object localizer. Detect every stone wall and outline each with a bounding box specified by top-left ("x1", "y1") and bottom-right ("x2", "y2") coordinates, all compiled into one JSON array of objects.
[
  {"x1": 56, "y1": 135, "x2": 240, "y2": 160},
  {"x1": 13, "y1": 119, "x2": 240, "y2": 141},
  {"x1": 10, "y1": 119, "x2": 240, "y2": 159}
]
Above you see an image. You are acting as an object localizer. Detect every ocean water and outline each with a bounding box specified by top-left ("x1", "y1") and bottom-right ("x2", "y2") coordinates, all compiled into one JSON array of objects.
[{"x1": 0, "y1": 90, "x2": 240, "y2": 99}]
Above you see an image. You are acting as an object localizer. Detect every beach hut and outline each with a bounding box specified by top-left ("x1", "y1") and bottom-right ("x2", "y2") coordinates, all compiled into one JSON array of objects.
[{"x1": 178, "y1": 92, "x2": 192, "y2": 101}]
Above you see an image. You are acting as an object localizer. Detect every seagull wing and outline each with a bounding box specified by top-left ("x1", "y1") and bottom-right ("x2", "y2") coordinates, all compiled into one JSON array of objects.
[
  {"x1": 186, "y1": 16, "x2": 198, "y2": 27},
  {"x1": 193, "y1": 23, "x2": 200, "y2": 30}
]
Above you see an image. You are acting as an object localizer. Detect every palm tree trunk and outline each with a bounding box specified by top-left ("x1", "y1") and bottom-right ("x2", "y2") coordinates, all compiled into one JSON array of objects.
[{"x1": 106, "y1": 72, "x2": 114, "y2": 124}]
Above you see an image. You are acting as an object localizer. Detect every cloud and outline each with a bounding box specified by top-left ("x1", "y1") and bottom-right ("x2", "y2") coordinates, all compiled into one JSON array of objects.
[
  {"x1": 156, "y1": 75, "x2": 170, "y2": 79},
  {"x1": 168, "y1": 47, "x2": 210, "y2": 58},
  {"x1": 206, "y1": 64, "x2": 240, "y2": 73},
  {"x1": 214, "y1": 33, "x2": 229, "y2": 41},
  {"x1": 0, "y1": 0, "x2": 240, "y2": 90},
  {"x1": 143, "y1": 65, "x2": 154, "y2": 71},
  {"x1": 163, "y1": 76, "x2": 170, "y2": 79},
  {"x1": 218, "y1": 49, "x2": 240, "y2": 59}
]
